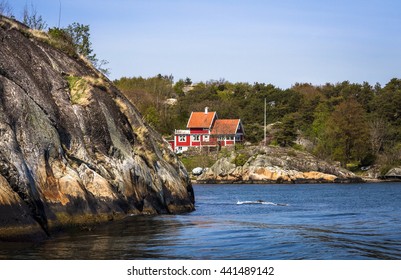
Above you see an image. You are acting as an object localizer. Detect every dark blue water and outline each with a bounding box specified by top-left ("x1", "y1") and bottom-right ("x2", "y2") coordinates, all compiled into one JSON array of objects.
[{"x1": 1, "y1": 183, "x2": 401, "y2": 259}]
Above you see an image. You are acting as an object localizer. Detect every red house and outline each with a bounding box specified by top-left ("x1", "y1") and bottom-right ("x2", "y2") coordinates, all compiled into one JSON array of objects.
[{"x1": 169, "y1": 107, "x2": 244, "y2": 153}]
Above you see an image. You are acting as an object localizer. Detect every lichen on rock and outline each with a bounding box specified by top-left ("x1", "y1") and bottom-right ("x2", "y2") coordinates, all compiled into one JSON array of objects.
[{"x1": 0, "y1": 16, "x2": 194, "y2": 240}]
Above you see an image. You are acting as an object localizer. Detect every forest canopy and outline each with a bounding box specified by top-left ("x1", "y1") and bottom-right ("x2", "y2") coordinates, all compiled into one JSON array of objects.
[{"x1": 114, "y1": 76, "x2": 401, "y2": 172}]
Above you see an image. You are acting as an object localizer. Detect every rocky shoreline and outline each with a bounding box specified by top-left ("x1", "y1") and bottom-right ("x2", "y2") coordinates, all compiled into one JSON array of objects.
[
  {"x1": 193, "y1": 146, "x2": 393, "y2": 184},
  {"x1": 195, "y1": 177, "x2": 365, "y2": 184},
  {"x1": 194, "y1": 176, "x2": 401, "y2": 184}
]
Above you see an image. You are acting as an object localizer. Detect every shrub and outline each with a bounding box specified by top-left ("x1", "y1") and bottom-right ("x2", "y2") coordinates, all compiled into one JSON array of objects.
[
  {"x1": 287, "y1": 149, "x2": 297, "y2": 157},
  {"x1": 233, "y1": 152, "x2": 248, "y2": 166},
  {"x1": 379, "y1": 165, "x2": 392, "y2": 176},
  {"x1": 346, "y1": 162, "x2": 360, "y2": 172},
  {"x1": 292, "y1": 144, "x2": 304, "y2": 151},
  {"x1": 47, "y1": 27, "x2": 77, "y2": 57}
]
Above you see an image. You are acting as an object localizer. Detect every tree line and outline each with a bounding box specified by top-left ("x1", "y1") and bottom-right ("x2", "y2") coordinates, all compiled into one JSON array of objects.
[{"x1": 114, "y1": 76, "x2": 401, "y2": 173}]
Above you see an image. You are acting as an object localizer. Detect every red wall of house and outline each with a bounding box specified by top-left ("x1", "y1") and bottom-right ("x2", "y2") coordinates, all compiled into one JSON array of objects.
[
  {"x1": 220, "y1": 140, "x2": 235, "y2": 146},
  {"x1": 175, "y1": 135, "x2": 191, "y2": 147}
]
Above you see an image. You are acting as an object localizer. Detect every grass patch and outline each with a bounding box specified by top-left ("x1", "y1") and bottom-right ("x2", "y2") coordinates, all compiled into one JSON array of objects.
[
  {"x1": 346, "y1": 162, "x2": 360, "y2": 172},
  {"x1": 65, "y1": 75, "x2": 110, "y2": 106},
  {"x1": 66, "y1": 75, "x2": 91, "y2": 106},
  {"x1": 179, "y1": 154, "x2": 215, "y2": 171}
]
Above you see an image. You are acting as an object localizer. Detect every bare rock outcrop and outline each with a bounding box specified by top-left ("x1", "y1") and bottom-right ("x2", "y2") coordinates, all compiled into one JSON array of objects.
[
  {"x1": 197, "y1": 146, "x2": 361, "y2": 184},
  {"x1": 0, "y1": 17, "x2": 194, "y2": 240},
  {"x1": 383, "y1": 167, "x2": 401, "y2": 179}
]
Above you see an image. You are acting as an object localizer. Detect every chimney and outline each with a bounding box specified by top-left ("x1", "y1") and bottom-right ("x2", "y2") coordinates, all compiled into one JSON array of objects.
[{"x1": 205, "y1": 107, "x2": 208, "y2": 114}]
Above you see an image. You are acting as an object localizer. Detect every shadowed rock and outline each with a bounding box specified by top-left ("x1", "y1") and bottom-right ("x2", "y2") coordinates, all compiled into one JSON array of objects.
[{"x1": 0, "y1": 16, "x2": 194, "y2": 240}]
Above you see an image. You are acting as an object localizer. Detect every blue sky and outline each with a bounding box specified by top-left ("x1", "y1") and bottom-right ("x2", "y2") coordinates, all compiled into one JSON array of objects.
[{"x1": 8, "y1": 0, "x2": 401, "y2": 88}]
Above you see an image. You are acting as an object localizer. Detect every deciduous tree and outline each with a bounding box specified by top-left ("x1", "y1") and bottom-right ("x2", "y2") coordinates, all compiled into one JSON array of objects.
[
  {"x1": 323, "y1": 99, "x2": 370, "y2": 165},
  {"x1": 64, "y1": 22, "x2": 109, "y2": 75}
]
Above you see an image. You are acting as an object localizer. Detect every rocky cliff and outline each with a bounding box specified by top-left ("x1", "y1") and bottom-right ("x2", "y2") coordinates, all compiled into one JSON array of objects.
[
  {"x1": 0, "y1": 17, "x2": 194, "y2": 240},
  {"x1": 197, "y1": 146, "x2": 362, "y2": 183}
]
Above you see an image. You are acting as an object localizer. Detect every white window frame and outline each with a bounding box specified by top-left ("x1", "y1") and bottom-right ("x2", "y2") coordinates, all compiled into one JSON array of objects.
[
  {"x1": 191, "y1": 135, "x2": 200, "y2": 141},
  {"x1": 178, "y1": 135, "x2": 186, "y2": 142}
]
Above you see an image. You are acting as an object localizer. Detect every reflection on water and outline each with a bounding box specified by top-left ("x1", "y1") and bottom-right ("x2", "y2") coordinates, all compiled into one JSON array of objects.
[
  {"x1": 0, "y1": 216, "x2": 186, "y2": 259},
  {"x1": 1, "y1": 183, "x2": 401, "y2": 260}
]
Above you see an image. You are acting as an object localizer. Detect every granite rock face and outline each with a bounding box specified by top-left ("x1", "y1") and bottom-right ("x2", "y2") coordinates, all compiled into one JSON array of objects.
[
  {"x1": 384, "y1": 167, "x2": 401, "y2": 179},
  {"x1": 0, "y1": 17, "x2": 194, "y2": 240},
  {"x1": 197, "y1": 146, "x2": 361, "y2": 184}
]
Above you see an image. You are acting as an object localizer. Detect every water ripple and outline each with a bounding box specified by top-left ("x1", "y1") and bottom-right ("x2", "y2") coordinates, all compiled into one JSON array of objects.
[{"x1": 1, "y1": 183, "x2": 401, "y2": 259}]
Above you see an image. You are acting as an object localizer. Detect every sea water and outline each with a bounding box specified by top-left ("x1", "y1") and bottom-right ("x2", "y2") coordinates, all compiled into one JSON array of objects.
[{"x1": 1, "y1": 183, "x2": 401, "y2": 259}]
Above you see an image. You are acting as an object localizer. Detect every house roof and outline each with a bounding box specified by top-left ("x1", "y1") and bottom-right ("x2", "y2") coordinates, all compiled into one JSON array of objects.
[
  {"x1": 187, "y1": 111, "x2": 216, "y2": 129},
  {"x1": 211, "y1": 119, "x2": 241, "y2": 135}
]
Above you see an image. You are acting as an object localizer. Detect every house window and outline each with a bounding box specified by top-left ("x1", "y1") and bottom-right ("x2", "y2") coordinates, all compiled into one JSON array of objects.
[
  {"x1": 192, "y1": 135, "x2": 200, "y2": 141},
  {"x1": 203, "y1": 135, "x2": 210, "y2": 142},
  {"x1": 179, "y1": 135, "x2": 186, "y2": 142}
]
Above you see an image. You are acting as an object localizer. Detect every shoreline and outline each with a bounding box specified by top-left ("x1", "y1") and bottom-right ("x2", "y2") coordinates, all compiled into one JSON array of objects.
[{"x1": 192, "y1": 177, "x2": 401, "y2": 184}]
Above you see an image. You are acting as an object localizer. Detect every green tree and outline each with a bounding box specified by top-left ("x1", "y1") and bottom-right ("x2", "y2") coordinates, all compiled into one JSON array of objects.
[
  {"x1": 274, "y1": 113, "x2": 299, "y2": 147},
  {"x1": 374, "y1": 78, "x2": 401, "y2": 127},
  {"x1": 323, "y1": 99, "x2": 370, "y2": 165},
  {"x1": 64, "y1": 22, "x2": 109, "y2": 75},
  {"x1": 243, "y1": 123, "x2": 263, "y2": 144},
  {"x1": 173, "y1": 79, "x2": 186, "y2": 95},
  {"x1": 144, "y1": 106, "x2": 160, "y2": 128},
  {"x1": 310, "y1": 102, "x2": 332, "y2": 157},
  {"x1": 292, "y1": 83, "x2": 325, "y2": 134},
  {"x1": 65, "y1": 22, "x2": 95, "y2": 59},
  {"x1": 114, "y1": 75, "x2": 179, "y2": 135}
]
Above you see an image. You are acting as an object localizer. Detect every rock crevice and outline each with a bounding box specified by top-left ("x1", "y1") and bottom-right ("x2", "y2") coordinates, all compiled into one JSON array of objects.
[
  {"x1": 0, "y1": 17, "x2": 194, "y2": 240},
  {"x1": 197, "y1": 146, "x2": 362, "y2": 184}
]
